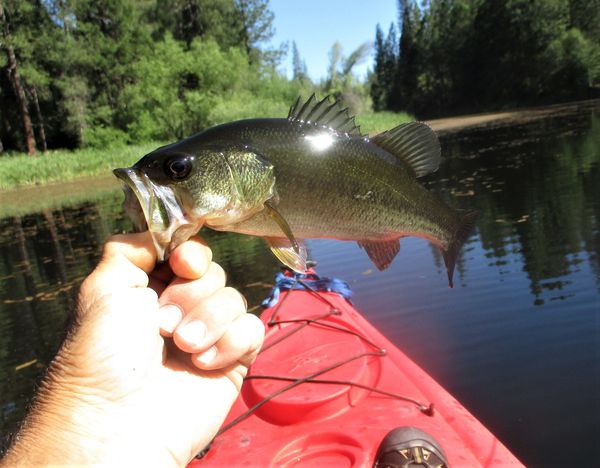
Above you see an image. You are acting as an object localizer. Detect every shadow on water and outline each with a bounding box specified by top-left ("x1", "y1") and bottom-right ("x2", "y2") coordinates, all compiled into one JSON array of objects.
[{"x1": 1, "y1": 103, "x2": 599, "y2": 465}]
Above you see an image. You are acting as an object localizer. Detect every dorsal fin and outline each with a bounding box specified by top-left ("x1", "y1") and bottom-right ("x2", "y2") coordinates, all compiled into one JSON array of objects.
[
  {"x1": 371, "y1": 122, "x2": 441, "y2": 177},
  {"x1": 288, "y1": 94, "x2": 363, "y2": 136}
]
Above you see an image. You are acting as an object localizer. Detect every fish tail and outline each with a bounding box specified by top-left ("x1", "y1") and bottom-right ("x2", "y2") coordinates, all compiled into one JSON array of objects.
[{"x1": 441, "y1": 210, "x2": 479, "y2": 288}]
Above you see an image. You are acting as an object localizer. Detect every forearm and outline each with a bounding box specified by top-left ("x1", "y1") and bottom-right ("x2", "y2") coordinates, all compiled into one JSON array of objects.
[
  {"x1": 2, "y1": 378, "x2": 108, "y2": 465},
  {"x1": 2, "y1": 364, "x2": 176, "y2": 467}
]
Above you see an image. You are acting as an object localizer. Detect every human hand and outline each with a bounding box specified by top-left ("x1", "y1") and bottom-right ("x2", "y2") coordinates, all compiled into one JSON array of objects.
[{"x1": 2, "y1": 232, "x2": 264, "y2": 467}]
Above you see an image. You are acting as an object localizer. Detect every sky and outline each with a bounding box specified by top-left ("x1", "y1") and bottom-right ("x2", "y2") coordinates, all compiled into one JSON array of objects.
[{"x1": 268, "y1": 0, "x2": 398, "y2": 82}]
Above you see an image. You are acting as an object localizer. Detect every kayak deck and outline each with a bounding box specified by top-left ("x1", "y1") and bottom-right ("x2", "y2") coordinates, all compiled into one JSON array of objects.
[{"x1": 192, "y1": 271, "x2": 522, "y2": 467}]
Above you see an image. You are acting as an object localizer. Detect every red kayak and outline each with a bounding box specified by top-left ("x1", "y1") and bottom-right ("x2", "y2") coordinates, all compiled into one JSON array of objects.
[{"x1": 192, "y1": 270, "x2": 522, "y2": 467}]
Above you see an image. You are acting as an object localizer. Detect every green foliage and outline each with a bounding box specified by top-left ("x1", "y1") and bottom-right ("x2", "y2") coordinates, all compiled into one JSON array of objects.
[
  {"x1": 371, "y1": 23, "x2": 398, "y2": 111},
  {"x1": 371, "y1": 0, "x2": 600, "y2": 117},
  {"x1": 122, "y1": 35, "x2": 251, "y2": 140},
  {"x1": 323, "y1": 41, "x2": 371, "y2": 97},
  {"x1": 543, "y1": 28, "x2": 600, "y2": 94},
  {"x1": 0, "y1": 0, "x2": 281, "y2": 152},
  {"x1": 207, "y1": 74, "x2": 308, "y2": 123},
  {"x1": 291, "y1": 41, "x2": 308, "y2": 82}
]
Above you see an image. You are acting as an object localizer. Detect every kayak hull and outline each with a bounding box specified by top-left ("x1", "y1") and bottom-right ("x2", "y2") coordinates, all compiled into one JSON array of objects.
[{"x1": 192, "y1": 274, "x2": 522, "y2": 467}]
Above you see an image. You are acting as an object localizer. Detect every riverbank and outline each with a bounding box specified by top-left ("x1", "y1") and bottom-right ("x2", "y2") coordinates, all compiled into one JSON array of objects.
[
  {"x1": 0, "y1": 141, "x2": 163, "y2": 191},
  {"x1": 2, "y1": 100, "x2": 597, "y2": 191},
  {"x1": 426, "y1": 98, "x2": 599, "y2": 133},
  {"x1": 1, "y1": 99, "x2": 597, "y2": 218},
  {"x1": 0, "y1": 174, "x2": 121, "y2": 218}
]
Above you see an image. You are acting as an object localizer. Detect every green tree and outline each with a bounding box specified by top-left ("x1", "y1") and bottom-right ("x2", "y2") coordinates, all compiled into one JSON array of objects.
[
  {"x1": 542, "y1": 28, "x2": 600, "y2": 97},
  {"x1": 68, "y1": 0, "x2": 152, "y2": 146},
  {"x1": 122, "y1": 34, "x2": 251, "y2": 140},
  {"x1": 291, "y1": 40, "x2": 308, "y2": 82},
  {"x1": 323, "y1": 41, "x2": 370, "y2": 95},
  {"x1": 150, "y1": 0, "x2": 240, "y2": 48},
  {"x1": 465, "y1": 0, "x2": 570, "y2": 107},
  {"x1": 0, "y1": 1, "x2": 39, "y2": 154},
  {"x1": 382, "y1": 0, "x2": 599, "y2": 116},
  {"x1": 371, "y1": 23, "x2": 398, "y2": 111},
  {"x1": 235, "y1": 0, "x2": 274, "y2": 64},
  {"x1": 568, "y1": 0, "x2": 600, "y2": 43},
  {"x1": 396, "y1": 0, "x2": 420, "y2": 111}
]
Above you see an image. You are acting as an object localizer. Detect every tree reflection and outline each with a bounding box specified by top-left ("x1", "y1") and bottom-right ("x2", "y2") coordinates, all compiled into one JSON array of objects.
[{"x1": 434, "y1": 107, "x2": 600, "y2": 304}]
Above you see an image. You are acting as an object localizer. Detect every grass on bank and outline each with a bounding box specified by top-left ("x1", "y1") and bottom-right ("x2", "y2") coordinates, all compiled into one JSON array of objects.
[
  {"x1": 0, "y1": 141, "x2": 164, "y2": 191},
  {"x1": 0, "y1": 111, "x2": 413, "y2": 191},
  {"x1": 357, "y1": 111, "x2": 414, "y2": 135}
]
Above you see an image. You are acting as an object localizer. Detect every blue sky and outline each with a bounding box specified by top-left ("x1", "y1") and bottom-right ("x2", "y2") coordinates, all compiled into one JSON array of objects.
[{"x1": 269, "y1": 0, "x2": 398, "y2": 82}]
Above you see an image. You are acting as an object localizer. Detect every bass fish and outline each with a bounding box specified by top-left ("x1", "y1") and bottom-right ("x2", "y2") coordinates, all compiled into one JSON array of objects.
[{"x1": 114, "y1": 95, "x2": 476, "y2": 286}]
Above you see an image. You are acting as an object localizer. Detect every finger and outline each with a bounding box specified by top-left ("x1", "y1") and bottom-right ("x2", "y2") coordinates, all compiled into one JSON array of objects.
[
  {"x1": 172, "y1": 287, "x2": 246, "y2": 354},
  {"x1": 157, "y1": 262, "x2": 226, "y2": 336},
  {"x1": 101, "y1": 232, "x2": 157, "y2": 274},
  {"x1": 168, "y1": 236, "x2": 212, "y2": 280},
  {"x1": 148, "y1": 263, "x2": 174, "y2": 296},
  {"x1": 192, "y1": 313, "x2": 264, "y2": 371}
]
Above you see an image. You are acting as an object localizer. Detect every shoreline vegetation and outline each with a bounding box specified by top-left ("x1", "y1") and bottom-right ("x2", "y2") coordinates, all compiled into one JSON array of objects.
[
  {"x1": 2, "y1": 0, "x2": 597, "y2": 159},
  {"x1": 1, "y1": 99, "x2": 597, "y2": 220},
  {"x1": 1, "y1": 99, "x2": 597, "y2": 193},
  {"x1": 0, "y1": 111, "x2": 412, "y2": 192}
]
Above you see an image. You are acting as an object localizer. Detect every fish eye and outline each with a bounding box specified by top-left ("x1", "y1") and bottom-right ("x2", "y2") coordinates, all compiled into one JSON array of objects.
[{"x1": 164, "y1": 155, "x2": 193, "y2": 181}]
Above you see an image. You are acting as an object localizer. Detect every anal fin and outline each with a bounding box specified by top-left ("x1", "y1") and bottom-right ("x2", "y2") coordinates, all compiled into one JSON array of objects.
[
  {"x1": 266, "y1": 237, "x2": 308, "y2": 273},
  {"x1": 358, "y1": 239, "x2": 400, "y2": 271}
]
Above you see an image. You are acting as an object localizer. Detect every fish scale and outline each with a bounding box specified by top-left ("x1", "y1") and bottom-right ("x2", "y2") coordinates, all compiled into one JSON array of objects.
[{"x1": 114, "y1": 96, "x2": 477, "y2": 286}]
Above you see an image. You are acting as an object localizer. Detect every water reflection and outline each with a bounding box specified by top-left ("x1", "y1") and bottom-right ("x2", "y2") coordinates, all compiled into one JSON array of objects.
[
  {"x1": 433, "y1": 108, "x2": 600, "y2": 304},
  {"x1": 0, "y1": 103, "x2": 599, "y2": 465}
]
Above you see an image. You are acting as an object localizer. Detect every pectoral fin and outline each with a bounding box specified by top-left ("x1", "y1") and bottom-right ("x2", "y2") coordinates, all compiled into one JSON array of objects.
[
  {"x1": 358, "y1": 239, "x2": 401, "y2": 271},
  {"x1": 265, "y1": 237, "x2": 308, "y2": 272},
  {"x1": 264, "y1": 200, "x2": 299, "y2": 253}
]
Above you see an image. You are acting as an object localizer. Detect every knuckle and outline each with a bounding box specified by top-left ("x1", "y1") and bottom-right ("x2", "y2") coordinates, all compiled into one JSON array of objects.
[
  {"x1": 222, "y1": 287, "x2": 247, "y2": 310},
  {"x1": 102, "y1": 235, "x2": 125, "y2": 257},
  {"x1": 208, "y1": 262, "x2": 226, "y2": 284},
  {"x1": 245, "y1": 315, "x2": 265, "y2": 350}
]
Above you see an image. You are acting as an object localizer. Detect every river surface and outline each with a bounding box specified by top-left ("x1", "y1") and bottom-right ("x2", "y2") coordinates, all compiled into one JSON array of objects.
[{"x1": 1, "y1": 102, "x2": 599, "y2": 465}]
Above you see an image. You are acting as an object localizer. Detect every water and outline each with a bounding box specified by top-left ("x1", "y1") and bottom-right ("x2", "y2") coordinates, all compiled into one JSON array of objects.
[{"x1": 1, "y1": 103, "x2": 599, "y2": 465}]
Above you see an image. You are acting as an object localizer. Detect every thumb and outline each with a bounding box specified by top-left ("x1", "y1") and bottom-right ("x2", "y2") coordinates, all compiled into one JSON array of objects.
[{"x1": 79, "y1": 232, "x2": 157, "y2": 308}]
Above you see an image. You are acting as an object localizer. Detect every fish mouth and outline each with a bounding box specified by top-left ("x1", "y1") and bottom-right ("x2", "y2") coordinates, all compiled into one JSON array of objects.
[{"x1": 113, "y1": 167, "x2": 203, "y2": 261}]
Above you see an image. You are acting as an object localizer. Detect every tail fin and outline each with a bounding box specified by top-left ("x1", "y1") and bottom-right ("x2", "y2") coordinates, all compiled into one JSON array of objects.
[{"x1": 441, "y1": 210, "x2": 479, "y2": 288}]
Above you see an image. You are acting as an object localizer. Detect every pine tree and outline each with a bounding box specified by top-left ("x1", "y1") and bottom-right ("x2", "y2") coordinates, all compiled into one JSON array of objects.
[
  {"x1": 291, "y1": 41, "x2": 308, "y2": 82},
  {"x1": 0, "y1": 2, "x2": 37, "y2": 154},
  {"x1": 396, "y1": 0, "x2": 420, "y2": 111},
  {"x1": 371, "y1": 23, "x2": 398, "y2": 111}
]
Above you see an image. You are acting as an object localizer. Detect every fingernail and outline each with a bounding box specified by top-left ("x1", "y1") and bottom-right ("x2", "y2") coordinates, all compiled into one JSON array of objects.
[
  {"x1": 195, "y1": 346, "x2": 217, "y2": 365},
  {"x1": 158, "y1": 304, "x2": 183, "y2": 334},
  {"x1": 176, "y1": 320, "x2": 206, "y2": 347}
]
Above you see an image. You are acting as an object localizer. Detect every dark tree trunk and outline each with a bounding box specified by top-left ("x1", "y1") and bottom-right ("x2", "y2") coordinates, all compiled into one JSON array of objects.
[
  {"x1": 30, "y1": 86, "x2": 47, "y2": 152},
  {"x1": 0, "y1": 4, "x2": 37, "y2": 155}
]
